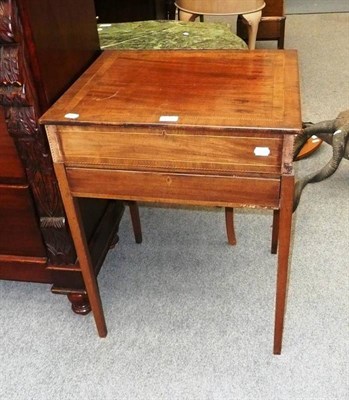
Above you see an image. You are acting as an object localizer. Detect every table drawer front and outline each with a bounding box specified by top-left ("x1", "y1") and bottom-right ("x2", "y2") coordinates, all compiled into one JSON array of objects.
[
  {"x1": 67, "y1": 168, "x2": 280, "y2": 208},
  {"x1": 58, "y1": 127, "x2": 283, "y2": 175}
]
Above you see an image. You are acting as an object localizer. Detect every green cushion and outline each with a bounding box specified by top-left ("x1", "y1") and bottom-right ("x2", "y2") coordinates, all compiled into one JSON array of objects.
[{"x1": 98, "y1": 20, "x2": 247, "y2": 50}]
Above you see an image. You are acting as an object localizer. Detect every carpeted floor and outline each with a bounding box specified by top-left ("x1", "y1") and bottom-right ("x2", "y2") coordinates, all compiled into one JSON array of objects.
[
  {"x1": 0, "y1": 11, "x2": 348, "y2": 400},
  {"x1": 286, "y1": 0, "x2": 349, "y2": 14}
]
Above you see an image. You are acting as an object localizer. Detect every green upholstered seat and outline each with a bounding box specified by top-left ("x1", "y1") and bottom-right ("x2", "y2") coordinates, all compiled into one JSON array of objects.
[{"x1": 98, "y1": 20, "x2": 247, "y2": 50}]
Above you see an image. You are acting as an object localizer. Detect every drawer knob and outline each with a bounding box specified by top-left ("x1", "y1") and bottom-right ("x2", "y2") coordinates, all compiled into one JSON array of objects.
[{"x1": 254, "y1": 147, "x2": 270, "y2": 157}]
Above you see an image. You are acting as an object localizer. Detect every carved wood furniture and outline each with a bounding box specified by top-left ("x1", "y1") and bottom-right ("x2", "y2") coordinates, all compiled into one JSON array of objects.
[
  {"x1": 175, "y1": 0, "x2": 266, "y2": 49},
  {"x1": 237, "y1": 0, "x2": 286, "y2": 48},
  {"x1": 0, "y1": 0, "x2": 125, "y2": 313},
  {"x1": 41, "y1": 49, "x2": 301, "y2": 354}
]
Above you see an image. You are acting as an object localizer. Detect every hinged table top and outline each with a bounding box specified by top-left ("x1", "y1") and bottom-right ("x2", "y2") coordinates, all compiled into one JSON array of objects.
[{"x1": 41, "y1": 50, "x2": 301, "y2": 132}]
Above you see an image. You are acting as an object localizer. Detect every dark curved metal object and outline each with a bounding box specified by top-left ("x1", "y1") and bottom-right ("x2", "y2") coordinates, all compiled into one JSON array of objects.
[{"x1": 293, "y1": 109, "x2": 349, "y2": 211}]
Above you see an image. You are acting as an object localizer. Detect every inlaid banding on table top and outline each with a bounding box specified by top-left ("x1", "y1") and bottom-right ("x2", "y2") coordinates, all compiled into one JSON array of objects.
[
  {"x1": 56, "y1": 126, "x2": 283, "y2": 175},
  {"x1": 40, "y1": 50, "x2": 301, "y2": 131}
]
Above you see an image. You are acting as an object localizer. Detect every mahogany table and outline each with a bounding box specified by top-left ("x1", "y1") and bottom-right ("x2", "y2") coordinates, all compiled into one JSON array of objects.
[{"x1": 41, "y1": 50, "x2": 301, "y2": 354}]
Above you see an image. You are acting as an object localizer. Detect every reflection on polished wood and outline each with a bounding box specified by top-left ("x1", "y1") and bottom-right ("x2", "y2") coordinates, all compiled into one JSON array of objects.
[{"x1": 41, "y1": 50, "x2": 301, "y2": 354}]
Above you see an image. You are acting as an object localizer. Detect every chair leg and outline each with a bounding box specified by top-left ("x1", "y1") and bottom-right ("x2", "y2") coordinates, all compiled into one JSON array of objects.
[
  {"x1": 242, "y1": 10, "x2": 262, "y2": 50},
  {"x1": 225, "y1": 207, "x2": 237, "y2": 245},
  {"x1": 126, "y1": 201, "x2": 142, "y2": 244},
  {"x1": 277, "y1": 17, "x2": 286, "y2": 49},
  {"x1": 271, "y1": 210, "x2": 280, "y2": 254},
  {"x1": 178, "y1": 10, "x2": 198, "y2": 21}
]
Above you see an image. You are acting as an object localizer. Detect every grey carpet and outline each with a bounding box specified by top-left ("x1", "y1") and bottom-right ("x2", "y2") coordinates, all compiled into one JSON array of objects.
[
  {"x1": 286, "y1": 0, "x2": 349, "y2": 15},
  {"x1": 0, "y1": 13, "x2": 348, "y2": 400}
]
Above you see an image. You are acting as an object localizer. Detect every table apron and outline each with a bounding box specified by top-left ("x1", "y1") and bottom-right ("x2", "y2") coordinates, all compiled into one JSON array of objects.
[
  {"x1": 66, "y1": 167, "x2": 280, "y2": 208},
  {"x1": 58, "y1": 127, "x2": 283, "y2": 175}
]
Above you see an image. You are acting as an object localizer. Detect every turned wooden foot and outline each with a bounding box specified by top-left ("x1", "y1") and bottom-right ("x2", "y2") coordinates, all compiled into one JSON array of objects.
[{"x1": 67, "y1": 293, "x2": 91, "y2": 315}]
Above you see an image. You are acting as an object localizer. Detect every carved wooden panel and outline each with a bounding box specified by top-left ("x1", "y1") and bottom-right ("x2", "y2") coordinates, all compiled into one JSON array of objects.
[
  {"x1": 0, "y1": 0, "x2": 124, "y2": 315},
  {"x1": 0, "y1": 106, "x2": 24, "y2": 181},
  {"x1": 0, "y1": 0, "x2": 76, "y2": 264},
  {"x1": 0, "y1": 0, "x2": 16, "y2": 43}
]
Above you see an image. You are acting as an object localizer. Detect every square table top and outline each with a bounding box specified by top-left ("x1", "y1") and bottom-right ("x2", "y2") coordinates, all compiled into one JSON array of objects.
[{"x1": 41, "y1": 50, "x2": 301, "y2": 133}]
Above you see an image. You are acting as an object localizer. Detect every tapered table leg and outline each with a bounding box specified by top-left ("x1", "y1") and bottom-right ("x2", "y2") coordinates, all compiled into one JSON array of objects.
[
  {"x1": 54, "y1": 162, "x2": 107, "y2": 338},
  {"x1": 273, "y1": 175, "x2": 294, "y2": 354}
]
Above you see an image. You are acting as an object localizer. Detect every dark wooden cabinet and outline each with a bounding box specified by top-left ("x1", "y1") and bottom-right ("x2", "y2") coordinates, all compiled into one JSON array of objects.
[
  {"x1": 0, "y1": 0, "x2": 124, "y2": 313},
  {"x1": 94, "y1": 0, "x2": 176, "y2": 23},
  {"x1": 237, "y1": 0, "x2": 286, "y2": 48}
]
